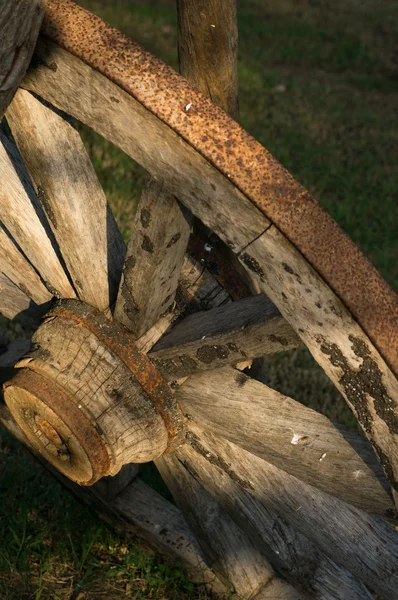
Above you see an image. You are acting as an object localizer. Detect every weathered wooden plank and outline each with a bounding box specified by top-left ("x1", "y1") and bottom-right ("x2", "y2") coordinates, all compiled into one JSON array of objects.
[
  {"x1": 0, "y1": 0, "x2": 45, "y2": 117},
  {"x1": 178, "y1": 422, "x2": 397, "y2": 599},
  {"x1": 176, "y1": 366, "x2": 393, "y2": 516},
  {"x1": 157, "y1": 452, "x2": 304, "y2": 599},
  {"x1": 136, "y1": 254, "x2": 231, "y2": 354},
  {"x1": 0, "y1": 403, "x2": 225, "y2": 596},
  {"x1": 149, "y1": 294, "x2": 301, "y2": 379},
  {"x1": 22, "y1": 39, "x2": 270, "y2": 254},
  {"x1": 115, "y1": 178, "x2": 191, "y2": 337},
  {"x1": 0, "y1": 128, "x2": 75, "y2": 299},
  {"x1": 0, "y1": 273, "x2": 44, "y2": 328},
  {"x1": 0, "y1": 221, "x2": 52, "y2": 305},
  {"x1": 177, "y1": 0, "x2": 239, "y2": 121},
  {"x1": 239, "y1": 225, "x2": 398, "y2": 505},
  {"x1": 7, "y1": 88, "x2": 125, "y2": 311}
]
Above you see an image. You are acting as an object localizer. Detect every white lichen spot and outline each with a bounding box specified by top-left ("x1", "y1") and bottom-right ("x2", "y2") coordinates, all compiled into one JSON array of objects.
[
  {"x1": 291, "y1": 433, "x2": 305, "y2": 445},
  {"x1": 319, "y1": 452, "x2": 327, "y2": 462},
  {"x1": 185, "y1": 102, "x2": 192, "y2": 112}
]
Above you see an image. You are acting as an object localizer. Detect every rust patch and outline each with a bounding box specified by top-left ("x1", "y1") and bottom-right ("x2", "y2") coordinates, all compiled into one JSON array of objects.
[
  {"x1": 47, "y1": 299, "x2": 186, "y2": 451},
  {"x1": 41, "y1": 0, "x2": 398, "y2": 377},
  {"x1": 4, "y1": 369, "x2": 110, "y2": 485}
]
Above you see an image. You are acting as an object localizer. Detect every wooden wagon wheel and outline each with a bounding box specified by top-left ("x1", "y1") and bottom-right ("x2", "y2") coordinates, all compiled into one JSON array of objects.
[{"x1": 1, "y1": 1, "x2": 398, "y2": 598}]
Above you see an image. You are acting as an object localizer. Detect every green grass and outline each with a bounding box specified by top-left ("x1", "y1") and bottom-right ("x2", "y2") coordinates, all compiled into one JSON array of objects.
[{"x1": 1, "y1": 0, "x2": 397, "y2": 597}]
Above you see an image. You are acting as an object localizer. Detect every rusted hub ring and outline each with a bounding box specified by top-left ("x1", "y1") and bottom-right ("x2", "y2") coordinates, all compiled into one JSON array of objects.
[
  {"x1": 4, "y1": 369, "x2": 110, "y2": 485},
  {"x1": 47, "y1": 298, "x2": 186, "y2": 451}
]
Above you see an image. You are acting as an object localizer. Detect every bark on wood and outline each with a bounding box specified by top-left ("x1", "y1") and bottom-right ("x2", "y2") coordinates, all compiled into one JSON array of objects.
[
  {"x1": 177, "y1": 0, "x2": 239, "y2": 120},
  {"x1": 0, "y1": 0, "x2": 45, "y2": 117},
  {"x1": 0, "y1": 403, "x2": 225, "y2": 597},
  {"x1": 7, "y1": 88, "x2": 126, "y2": 311},
  {"x1": 149, "y1": 294, "x2": 301, "y2": 379},
  {"x1": 0, "y1": 273, "x2": 44, "y2": 328},
  {"x1": 115, "y1": 178, "x2": 191, "y2": 337},
  {"x1": 11, "y1": 315, "x2": 169, "y2": 477},
  {"x1": 178, "y1": 422, "x2": 397, "y2": 599},
  {"x1": 239, "y1": 225, "x2": 398, "y2": 505},
  {"x1": 176, "y1": 366, "x2": 393, "y2": 516},
  {"x1": 0, "y1": 128, "x2": 75, "y2": 299},
  {"x1": 0, "y1": 221, "x2": 52, "y2": 305},
  {"x1": 157, "y1": 452, "x2": 304, "y2": 599},
  {"x1": 22, "y1": 39, "x2": 270, "y2": 253}
]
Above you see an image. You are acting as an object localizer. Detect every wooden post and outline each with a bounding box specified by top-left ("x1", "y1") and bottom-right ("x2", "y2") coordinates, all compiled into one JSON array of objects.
[
  {"x1": 0, "y1": 0, "x2": 46, "y2": 117},
  {"x1": 177, "y1": 0, "x2": 239, "y2": 120}
]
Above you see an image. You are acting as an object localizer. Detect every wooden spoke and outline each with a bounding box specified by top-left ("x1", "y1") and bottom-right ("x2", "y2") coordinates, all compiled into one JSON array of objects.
[
  {"x1": 136, "y1": 254, "x2": 232, "y2": 354},
  {"x1": 115, "y1": 177, "x2": 191, "y2": 337},
  {"x1": 149, "y1": 294, "x2": 301, "y2": 379},
  {"x1": 0, "y1": 273, "x2": 44, "y2": 328},
  {"x1": 93, "y1": 463, "x2": 139, "y2": 502},
  {"x1": 7, "y1": 88, "x2": 126, "y2": 311},
  {"x1": 239, "y1": 226, "x2": 398, "y2": 504},
  {"x1": 159, "y1": 437, "x2": 373, "y2": 599},
  {"x1": 0, "y1": 0, "x2": 45, "y2": 117},
  {"x1": 157, "y1": 453, "x2": 302, "y2": 599},
  {"x1": 176, "y1": 366, "x2": 393, "y2": 515},
  {"x1": 22, "y1": 39, "x2": 270, "y2": 254},
  {"x1": 0, "y1": 222, "x2": 52, "y2": 305},
  {"x1": 0, "y1": 128, "x2": 75, "y2": 299},
  {"x1": 174, "y1": 422, "x2": 397, "y2": 599}
]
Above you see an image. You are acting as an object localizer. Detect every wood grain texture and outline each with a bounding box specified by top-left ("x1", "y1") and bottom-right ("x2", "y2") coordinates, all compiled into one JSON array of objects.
[
  {"x1": 176, "y1": 366, "x2": 393, "y2": 516},
  {"x1": 22, "y1": 39, "x2": 270, "y2": 253},
  {"x1": 136, "y1": 254, "x2": 231, "y2": 354},
  {"x1": 115, "y1": 178, "x2": 191, "y2": 337},
  {"x1": 157, "y1": 452, "x2": 304, "y2": 599},
  {"x1": 0, "y1": 128, "x2": 75, "y2": 299},
  {"x1": 17, "y1": 315, "x2": 168, "y2": 471},
  {"x1": 0, "y1": 221, "x2": 52, "y2": 305},
  {"x1": 0, "y1": 273, "x2": 44, "y2": 328},
  {"x1": 93, "y1": 463, "x2": 139, "y2": 502},
  {"x1": 178, "y1": 422, "x2": 397, "y2": 599},
  {"x1": 7, "y1": 88, "x2": 125, "y2": 311},
  {"x1": 239, "y1": 225, "x2": 398, "y2": 505},
  {"x1": 149, "y1": 294, "x2": 301, "y2": 379},
  {"x1": 0, "y1": 0, "x2": 45, "y2": 116},
  {"x1": 177, "y1": 0, "x2": 239, "y2": 120}
]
